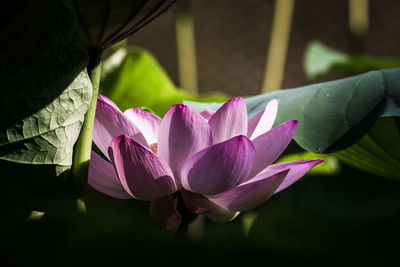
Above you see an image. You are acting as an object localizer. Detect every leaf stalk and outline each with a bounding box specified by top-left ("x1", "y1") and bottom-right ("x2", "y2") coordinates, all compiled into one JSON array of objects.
[{"x1": 72, "y1": 53, "x2": 102, "y2": 200}]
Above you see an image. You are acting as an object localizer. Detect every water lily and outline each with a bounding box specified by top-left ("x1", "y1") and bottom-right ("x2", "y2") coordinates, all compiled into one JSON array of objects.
[{"x1": 88, "y1": 94, "x2": 322, "y2": 231}]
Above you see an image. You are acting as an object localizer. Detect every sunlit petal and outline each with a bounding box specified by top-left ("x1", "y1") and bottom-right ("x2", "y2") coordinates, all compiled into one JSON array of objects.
[
  {"x1": 124, "y1": 108, "x2": 161, "y2": 145},
  {"x1": 208, "y1": 97, "x2": 248, "y2": 144},
  {"x1": 94, "y1": 94, "x2": 147, "y2": 158},
  {"x1": 157, "y1": 104, "x2": 213, "y2": 182},
  {"x1": 181, "y1": 135, "x2": 255, "y2": 195},
  {"x1": 248, "y1": 99, "x2": 279, "y2": 140},
  {"x1": 248, "y1": 120, "x2": 298, "y2": 179}
]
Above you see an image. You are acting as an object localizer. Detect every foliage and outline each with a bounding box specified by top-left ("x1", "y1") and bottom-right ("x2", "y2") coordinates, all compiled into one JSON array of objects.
[
  {"x1": 100, "y1": 47, "x2": 228, "y2": 116},
  {"x1": 0, "y1": 0, "x2": 91, "y2": 211},
  {"x1": 186, "y1": 69, "x2": 400, "y2": 179},
  {"x1": 304, "y1": 40, "x2": 400, "y2": 79},
  {"x1": 64, "y1": 0, "x2": 178, "y2": 51}
]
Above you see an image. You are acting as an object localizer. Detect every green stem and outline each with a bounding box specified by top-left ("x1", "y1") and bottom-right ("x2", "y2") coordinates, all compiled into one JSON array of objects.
[{"x1": 72, "y1": 53, "x2": 102, "y2": 200}]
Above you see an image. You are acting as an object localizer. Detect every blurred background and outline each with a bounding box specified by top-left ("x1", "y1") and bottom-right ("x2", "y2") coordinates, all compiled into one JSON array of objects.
[{"x1": 129, "y1": 0, "x2": 400, "y2": 95}]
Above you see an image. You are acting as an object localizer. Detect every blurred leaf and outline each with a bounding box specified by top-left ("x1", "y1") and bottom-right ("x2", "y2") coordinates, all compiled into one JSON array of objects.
[
  {"x1": 0, "y1": 0, "x2": 90, "y2": 211},
  {"x1": 186, "y1": 68, "x2": 400, "y2": 154},
  {"x1": 333, "y1": 117, "x2": 400, "y2": 179},
  {"x1": 65, "y1": 0, "x2": 178, "y2": 51},
  {"x1": 277, "y1": 152, "x2": 341, "y2": 175},
  {"x1": 304, "y1": 40, "x2": 400, "y2": 79},
  {"x1": 100, "y1": 47, "x2": 228, "y2": 116}
]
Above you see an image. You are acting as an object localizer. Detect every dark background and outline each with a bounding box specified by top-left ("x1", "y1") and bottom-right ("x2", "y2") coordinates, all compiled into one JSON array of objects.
[{"x1": 129, "y1": 0, "x2": 400, "y2": 95}]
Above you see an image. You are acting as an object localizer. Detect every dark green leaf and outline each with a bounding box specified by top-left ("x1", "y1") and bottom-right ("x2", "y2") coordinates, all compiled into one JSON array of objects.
[
  {"x1": 100, "y1": 47, "x2": 227, "y2": 116},
  {"x1": 333, "y1": 117, "x2": 400, "y2": 179},
  {"x1": 0, "y1": 0, "x2": 90, "y2": 211},
  {"x1": 66, "y1": 0, "x2": 178, "y2": 51},
  {"x1": 186, "y1": 68, "x2": 400, "y2": 154}
]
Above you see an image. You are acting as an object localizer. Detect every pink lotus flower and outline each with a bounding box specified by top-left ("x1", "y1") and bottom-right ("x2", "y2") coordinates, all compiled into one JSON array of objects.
[{"x1": 88, "y1": 95, "x2": 322, "y2": 231}]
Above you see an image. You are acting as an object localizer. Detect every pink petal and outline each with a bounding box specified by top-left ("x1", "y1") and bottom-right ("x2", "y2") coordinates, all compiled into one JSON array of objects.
[
  {"x1": 207, "y1": 170, "x2": 288, "y2": 211},
  {"x1": 264, "y1": 159, "x2": 324, "y2": 193},
  {"x1": 157, "y1": 104, "x2": 213, "y2": 182},
  {"x1": 248, "y1": 120, "x2": 298, "y2": 179},
  {"x1": 88, "y1": 151, "x2": 131, "y2": 199},
  {"x1": 150, "y1": 196, "x2": 181, "y2": 232},
  {"x1": 97, "y1": 94, "x2": 119, "y2": 109},
  {"x1": 108, "y1": 135, "x2": 177, "y2": 201},
  {"x1": 181, "y1": 190, "x2": 239, "y2": 222},
  {"x1": 124, "y1": 108, "x2": 161, "y2": 145},
  {"x1": 181, "y1": 135, "x2": 255, "y2": 195},
  {"x1": 208, "y1": 97, "x2": 248, "y2": 144},
  {"x1": 200, "y1": 108, "x2": 215, "y2": 120},
  {"x1": 247, "y1": 99, "x2": 279, "y2": 140},
  {"x1": 94, "y1": 95, "x2": 147, "y2": 159}
]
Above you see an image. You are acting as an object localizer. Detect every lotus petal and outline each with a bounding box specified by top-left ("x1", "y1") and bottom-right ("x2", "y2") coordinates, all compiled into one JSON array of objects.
[
  {"x1": 248, "y1": 99, "x2": 279, "y2": 140},
  {"x1": 181, "y1": 190, "x2": 239, "y2": 222},
  {"x1": 208, "y1": 97, "x2": 248, "y2": 144},
  {"x1": 200, "y1": 108, "x2": 215, "y2": 120},
  {"x1": 88, "y1": 151, "x2": 130, "y2": 199},
  {"x1": 207, "y1": 170, "x2": 288, "y2": 211},
  {"x1": 157, "y1": 104, "x2": 213, "y2": 181},
  {"x1": 248, "y1": 120, "x2": 298, "y2": 179},
  {"x1": 181, "y1": 135, "x2": 255, "y2": 195},
  {"x1": 108, "y1": 135, "x2": 177, "y2": 201},
  {"x1": 124, "y1": 108, "x2": 161, "y2": 145},
  {"x1": 265, "y1": 159, "x2": 324, "y2": 193},
  {"x1": 150, "y1": 196, "x2": 181, "y2": 232},
  {"x1": 94, "y1": 95, "x2": 147, "y2": 158}
]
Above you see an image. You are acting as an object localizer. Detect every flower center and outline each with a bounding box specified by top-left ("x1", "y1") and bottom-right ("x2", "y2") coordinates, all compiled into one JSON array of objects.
[{"x1": 150, "y1": 143, "x2": 158, "y2": 154}]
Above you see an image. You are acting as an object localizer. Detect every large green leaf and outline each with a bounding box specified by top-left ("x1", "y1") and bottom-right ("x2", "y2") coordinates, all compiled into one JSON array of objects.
[
  {"x1": 333, "y1": 117, "x2": 400, "y2": 179},
  {"x1": 0, "y1": 0, "x2": 91, "y2": 211},
  {"x1": 304, "y1": 41, "x2": 400, "y2": 79},
  {"x1": 100, "y1": 47, "x2": 228, "y2": 116},
  {"x1": 186, "y1": 69, "x2": 400, "y2": 154}
]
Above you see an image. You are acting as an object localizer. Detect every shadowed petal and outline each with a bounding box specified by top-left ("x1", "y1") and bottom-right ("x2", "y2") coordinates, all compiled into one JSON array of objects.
[
  {"x1": 124, "y1": 108, "x2": 161, "y2": 145},
  {"x1": 94, "y1": 95, "x2": 147, "y2": 159},
  {"x1": 264, "y1": 159, "x2": 324, "y2": 193},
  {"x1": 150, "y1": 196, "x2": 181, "y2": 232},
  {"x1": 88, "y1": 151, "x2": 131, "y2": 199},
  {"x1": 248, "y1": 99, "x2": 279, "y2": 140},
  {"x1": 200, "y1": 108, "x2": 215, "y2": 120},
  {"x1": 208, "y1": 97, "x2": 248, "y2": 144},
  {"x1": 181, "y1": 135, "x2": 255, "y2": 195},
  {"x1": 207, "y1": 170, "x2": 288, "y2": 211},
  {"x1": 181, "y1": 190, "x2": 239, "y2": 222},
  {"x1": 157, "y1": 104, "x2": 213, "y2": 181},
  {"x1": 108, "y1": 135, "x2": 177, "y2": 201},
  {"x1": 248, "y1": 120, "x2": 298, "y2": 179}
]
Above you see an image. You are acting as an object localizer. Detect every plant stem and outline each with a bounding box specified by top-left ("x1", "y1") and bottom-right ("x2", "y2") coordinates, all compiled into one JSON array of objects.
[
  {"x1": 175, "y1": 0, "x2": 198, "y2": 94},
  {"x1": 348, "y1": 0, "x2": 369, "y2": 54},
  {"x1": 72, "y1": 53, "x2": 102, "y2": 200},
  {"x1": 261, "y1": 0, "x2": 295, "y2": 93}
]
